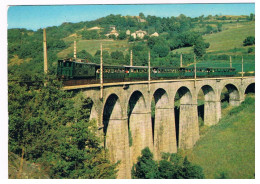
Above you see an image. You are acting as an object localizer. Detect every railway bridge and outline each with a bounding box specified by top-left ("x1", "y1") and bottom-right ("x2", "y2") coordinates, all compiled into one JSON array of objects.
[{"x1": 64, "y1": 76, "x2": 255, "y2": 179}]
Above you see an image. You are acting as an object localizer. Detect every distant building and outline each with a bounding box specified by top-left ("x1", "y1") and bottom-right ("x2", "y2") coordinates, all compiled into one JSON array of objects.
[
  {"x1": 105, "y1": 26, "x2": 119, "y2": 38},
  {"x1": 130, "y1": 30, "x2": 148, "y2": 39},
  {"x1": 126, "y1": 30, "x2": 131, "y2": 35},
  {"x1": 110, "y1": 26, "x2": 116, "y2": 30},
  {"x1": 135, "y1": 30, "x2": 147, "y2": 39},
  {"x1": 150, "y1": 32, "x2": 159, "y2": 37},
  {"x1": 131, "y1": 33, "x2": 136, "y2": 39}
]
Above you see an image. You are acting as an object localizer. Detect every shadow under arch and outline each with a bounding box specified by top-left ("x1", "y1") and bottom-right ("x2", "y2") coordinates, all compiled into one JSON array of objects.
[
  {"x1": 102, "y1": 93, "x2": 130, "y2": 178},
  {"x1": 152, "y1": 88, "x2": 176, "y2": 159},
  {"x1": 103, "y1": 94, "x2": 122, "y2": 138},
  {"x1": 174, "y1": 86, "x2": 199, "y2": 149},
  {"x1": 245, "y1": 83, "x2": 255, "y2": 95},
  {"x1": 197, "y1": 85, "x2": 217, "y2": 126},
  {"x1": 220, "y1": 83, "x2": 240, "y2": 106},
  {"x1": 127, "y1": 90, "x2": 146, "y2": 117},
  {"x1": 152, "y1": 88, "x2": 169, "y2": 142},
  {"x1": 127, "y1": 90, "x2": 152, "y2": 165}
]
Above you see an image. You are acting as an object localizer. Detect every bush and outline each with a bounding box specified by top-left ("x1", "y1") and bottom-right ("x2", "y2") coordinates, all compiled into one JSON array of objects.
[
  {"x1": 131, "y1": 147, "x2": 159, "y2": 179},
  {"x1": 248, "y1": 47, "x2": 254, "y2": 53},
  {"x1": 118, "y1": 31, "x2": 127, "y2": 40},
  {"x1": 243, "y1": 36, "x2": 255, "y2": 46},
  {"x1": 221, "y1": 101, "x2": 229, "y2": 109},
  {"x1": 194, "y1": 40, "x2": 209, "y2": 58},
  {"x1": 132, "y1": 147, "x2": 204, "y2": 179},
  {"x1": 128, "y1": 36, "x2": 135, "y2": 42},
  {"x1": 153, "y1": 43, "x2": 170, "y2": 57}
]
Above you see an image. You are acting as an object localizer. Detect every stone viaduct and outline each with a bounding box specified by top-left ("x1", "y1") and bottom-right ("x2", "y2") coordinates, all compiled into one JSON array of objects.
[{"x1": 64, "y1": 76, "x2": 255, "y2": 179}]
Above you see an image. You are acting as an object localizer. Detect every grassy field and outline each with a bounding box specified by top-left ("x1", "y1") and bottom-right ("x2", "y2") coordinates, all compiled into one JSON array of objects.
[
  {"x1": 172, "y1": 21, "x2": 255, "y2": 56},
  {"x1": 204, "y1": 21, "x2": 255, "y2": 55},
  {"x1": 180, "y1": 94, "x2": 255, "y2": 179},
  {"x1": 57, "y1": 39, "x2": 130, "y2": 59}
]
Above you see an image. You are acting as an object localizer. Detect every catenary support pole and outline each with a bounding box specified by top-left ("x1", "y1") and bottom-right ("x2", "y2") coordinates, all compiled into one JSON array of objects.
[
  {"x1": 230, "y1": 55, "x2": 232, "y2": 68},
  {"x1": 148, "y1": 51, "x2": 151, "y2": 92},
  {"x1": 130, "y1": 50, "x2": 133, "y2": 66},
  {"x1": 242, "y1": 55, "x2": 244, "y2": 79},
  {"x1": 43, "y1": 28, "x2": 48, "y2": 86},
  {"x1": 100, "y1": 44, "x2": 103, "y2": 99},
  {"x1": 74, "y1": 41, "x2": 77, "y2": 59},
  {"x1": 180, "y1": 53, "x2": 183, "y2": 67},
  {"x1": 194, "y1": 55, "x2": 196, "y2": 88}
]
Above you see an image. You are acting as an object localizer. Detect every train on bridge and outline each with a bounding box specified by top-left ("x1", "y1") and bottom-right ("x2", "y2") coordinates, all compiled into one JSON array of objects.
[{"x1": 57, "y1": 58, "x2": 237, "y2": 86}]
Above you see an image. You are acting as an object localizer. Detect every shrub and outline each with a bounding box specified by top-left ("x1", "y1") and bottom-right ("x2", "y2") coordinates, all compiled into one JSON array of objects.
[
  {"x1": 248, "y1": 47, "x2": 254, "y2": 53},
  {"x1": 243, "y1": 36, "x2": 255, "y2": 46},
  {"x1": 221, "y1": 101, "x2": 229, "y2": 109},
  {"x1": 132, "y1": 148, "x2": 205, "y2": 179},
  {"x1": 131, "y1": 147, "x2": 159, "y2": 179}
]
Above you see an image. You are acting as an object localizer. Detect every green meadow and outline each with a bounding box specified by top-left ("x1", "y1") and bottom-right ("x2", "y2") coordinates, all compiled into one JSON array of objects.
[
  {"x1": 172, "y1": 21, "x2": 255, "y2": 56},
  {"x1": 57, "y1": 39, "x2": 130, "y2": 59},
  {"x1": 204, "y1": 21, "x2": 255, "y2": 55},
  {"x1": 180, "y1": 94, "x2": 255, "y2": 179}
]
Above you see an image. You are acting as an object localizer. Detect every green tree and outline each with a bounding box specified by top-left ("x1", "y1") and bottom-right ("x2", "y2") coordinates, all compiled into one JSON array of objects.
[
  {"x1": 108, "y1": 34, "x2": 117, "y2": 40},
  {"x1": 139, "y1": 12, "x2": 145, "y2": 19},
  {"x1": 77, "y1": 50, "x2": 94, "y2": 62},
  {"x1": 206, "y1": 25, "x2": 214, "y2": 34},
  {"x1": 110, "y1": 50, "x2": 125, "y2": 64},
  {"x1": 243, "y1": 36, "x2": 255, "y2": 46},
  {"x1": 217, "y1": 23, "x2": 223, "y2": 32},
  {"x1": 158, "y1": 153, "x2": 204, "y2": 179},
  {"x1": 194, "y1": 39, "x2": 209, "y2": 58},
  {"x1": 182, "y1": 156, "x2": 204, "y2": 179},
  {"x1": 8, "y1": 78, "x2": 118, "y2": 179},
  {"x1": 82, "y1": 30, "x2": 99, "y2": 40},
  {"x1": 128, "y1": 36, "x2": 135, "y2": 42},
  {"x1": 131, "y1": 148, "x2": 204, "y2": 179},
  {"x1": 118, "y1": 31, "x2": 127, "y2": 40},
  {"x1": 248, "y1": 47, "x2": 254, "y2": 53},
  {"x1": 153, "y1": 43, "x2": 170, "y2": 57},
  {"x1": 249, "y1": 13, "x2": 255, "y2": 21},
  {"x1": 131, "y1": 147, "x2": 160, "y2": 179}
]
